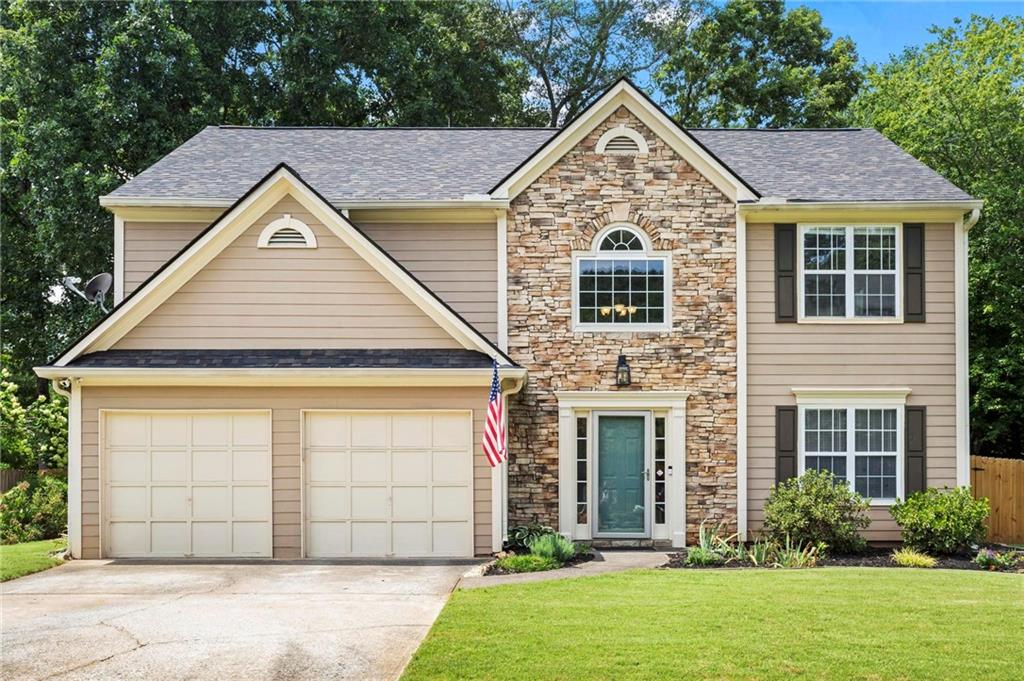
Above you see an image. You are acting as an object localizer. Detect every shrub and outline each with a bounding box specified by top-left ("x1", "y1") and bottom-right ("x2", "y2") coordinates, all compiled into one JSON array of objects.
[
  {"x1": 0, "y1": 368, "x2": 32, "y2": 469},
  {"x1": 763, "y1": 470, "x2": 870, "y2": 554},
  {"x1": 507, "y1": 523, "x2": 556, "y2": 553},
  {"x1": 972, "y1": 549, "x2": 1020, "y2": 571},
  {"x1": 892, "y1": 487, "x2": 989, "y2": 555},
  {"x1": 772, "y1": 538, "x2": 823, "y2": 568},
  {"x1": 494, "y1": 554, "x2": 560, "y2": 573},
  {"x1": 529, "y1": 533, "x2": 576, "y2": 563},
  {"x1": 0, "y1": 475, "x2": 68, "y2": 544},
  {"x1": 891, "y1": 547, "x2": 937, "y2": 568},
  {"x1": 26, "y1": 392, "x2": 68, "y2": 469},
  {"x1": 685, "y1": 546, "x2": 725, "y2": 566}
]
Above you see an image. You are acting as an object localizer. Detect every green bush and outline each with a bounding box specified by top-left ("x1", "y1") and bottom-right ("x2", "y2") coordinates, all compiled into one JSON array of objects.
[
  {"x1": 1, "y1": 368, "x2": 32, "y2": 469},
  {"x1": 529, "y1": 533, "x2": 576, "y2": 563},
  {"x1": 685, "y1": 546, "x2": 724, "y2": 566},
  {"x1": 506, "y1": 523, "x2": 556, "y2": 553},
  {"x1": 763, "y1": 470, "x2": 870, "y2": 554},
  {"x1": 26, "y1": 392, "x2": 68, "y2": 469},
  {"x1": 891, "y1": 547, "x2": 937, "y2": 568},
  {"x1": 0, "y1": 475, "x2": 68, "y2": 544},
  {"x1": 892, "y1": 487, "x2": 989, "y2": 555},
  {"x1": 972, "y1": 548, "x2": 1020, "y2": 571},
  {"x1": 494, "y1": 554, "x2": 560, "y2": 573}
]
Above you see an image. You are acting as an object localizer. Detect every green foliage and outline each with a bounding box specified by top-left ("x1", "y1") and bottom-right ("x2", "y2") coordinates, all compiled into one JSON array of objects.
[
  {"x1": 0, "y1": 475, "x2": 68, "y2": 544},
  {"x1": 891, "y1": 547, "x2": 938, "y2": 569},
  {"x1": 852, "y1": 16, "x2": 1024, "y2": 456},
  {"x1": 772, "y1": 537, "x2": 823, "y2": 569},
  {"x1": 494, "y1": 554, "x2": 560, "y2": 573},
  {"x1": 507, "y1": 523, "x2": 556, "y2": 553},
  {"x1": 656, "y1": 0, "x2": 861, "y2": 126},
  {"x1": 685, "y1": 546, "x2": 725, "y2": 566},
  {"x1": 0, "y1": 364, "x2": 67, "y2": 470},
  {"x1": 528, "y1": 533, "x2": 577, "y2": 563},
  {"x1": 1, "y1": 367, "x2": 32, "y2": 468},
  {"x1": 763, "y1": 470, "x2": 870, "y2": 554},
  {"x1": 892, "y1": 487, "x2": 990, "y2": 555},
  {"x1": 745, "y1": 536, "x2": 776, "y2": 567},
  {"x1": 972, "y1": 548, "x2": 1020, "y2": 571}
]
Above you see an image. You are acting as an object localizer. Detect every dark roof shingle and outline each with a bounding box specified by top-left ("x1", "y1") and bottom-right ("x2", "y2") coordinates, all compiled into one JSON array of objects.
[{"x1": 69, "y1": 349, "x2": 499, "y2": 369}]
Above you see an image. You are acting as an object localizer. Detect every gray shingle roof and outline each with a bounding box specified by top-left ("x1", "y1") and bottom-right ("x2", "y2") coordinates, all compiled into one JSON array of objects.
[
  {"x1": 69, "y1": 348, "x2": 497, "y2": 369},
  {"x1": 106, "y1": 125, "x2": 972, "y2": 204},
  {"x1": 689, "y1": 128, "x2": 972, "y2": 202}
]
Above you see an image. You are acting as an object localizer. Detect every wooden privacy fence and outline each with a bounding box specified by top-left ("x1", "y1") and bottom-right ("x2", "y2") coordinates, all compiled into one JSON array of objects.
[{"x1": 971, "y1": 456, "x2": 1024, "y2": 545}]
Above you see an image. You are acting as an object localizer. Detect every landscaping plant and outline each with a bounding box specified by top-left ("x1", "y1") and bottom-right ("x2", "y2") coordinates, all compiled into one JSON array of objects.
[
  {"x1": 972, "y1": 548, "x2": 1020, "y2": 572},
  {"x1": 891, "y1": 487, "x2": 989, "y2": 555},
  {"x1": 506, "y1": 523, "x2": 556, "y2": 553},
  {"x1": 685, "y1": 546, "x2": 725, "y2": 567},
  {"x1": 772, "y1": 537, "x2": 823, "y2": 569},
  {"x1": 745, "y1": 537, "x2": 777, "y2": 567},
  {"x1": 0, "y1": 475, "x2": 68, "y2": 544},
  {"x1": 493, "y1": 554, "x2": 560, "y2": 573},
  {"x1": 528, "y1": 533, "x2": 576, "y2": 563},
  {"x1": 763, "y1": 470, "x2": 870, "y2": 554},
  {"x1": 891, "y1": 547, "x2": 937, "y2": 568}
]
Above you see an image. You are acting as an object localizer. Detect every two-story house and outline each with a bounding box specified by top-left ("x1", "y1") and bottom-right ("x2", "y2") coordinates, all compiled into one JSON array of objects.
[{"x1": 38, "y1": 80, "x2": 980, "y2": 560}]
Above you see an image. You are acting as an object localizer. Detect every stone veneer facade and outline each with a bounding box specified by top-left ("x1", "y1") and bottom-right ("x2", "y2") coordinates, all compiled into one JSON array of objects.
[{"x1": 505, "y1": 106, "x2": 738, "y2": 542}]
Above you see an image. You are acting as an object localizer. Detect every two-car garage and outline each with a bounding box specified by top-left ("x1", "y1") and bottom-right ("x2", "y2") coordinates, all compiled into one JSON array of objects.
[{"x1": 101, "y1": 409, "x2": 476, "y2": 559}]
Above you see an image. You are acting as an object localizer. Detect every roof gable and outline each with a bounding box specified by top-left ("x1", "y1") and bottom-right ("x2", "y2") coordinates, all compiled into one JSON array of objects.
[
  {"x1": 489, "y1": 79, "x2": 760, "y2": 203},
  {"x1": 54, "y1": 164, "x2": 512, "y2": 367}
]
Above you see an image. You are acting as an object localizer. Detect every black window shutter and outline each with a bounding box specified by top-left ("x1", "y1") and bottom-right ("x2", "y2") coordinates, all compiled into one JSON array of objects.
[
  {"x1": 774, "y1": 224, "x2": 797, "y2": 322},
  {"x1": 903, "y1": 223, "x2": 926, "y2": 322},
  {"x1": 776, "y1": 406, "x2": 798, "y2": 482},
  {"x1": 905, "y1": 406, "x2": 927, "y2": 496}
]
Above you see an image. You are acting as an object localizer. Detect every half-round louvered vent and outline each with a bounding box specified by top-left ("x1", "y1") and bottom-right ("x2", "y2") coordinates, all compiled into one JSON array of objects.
[
  {"x1": 267, "y1": 227, "x2": 307, "y2": 245},
  {"x1": 604, "y1": 135, "x2": 641, "y2": 155}
]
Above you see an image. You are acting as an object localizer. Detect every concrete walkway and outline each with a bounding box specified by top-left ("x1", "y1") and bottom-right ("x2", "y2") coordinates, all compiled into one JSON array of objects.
[
  {"x1": 459, "y1": 550, "x2": 670, "y2": 589},
  {"x1": 2, "y1": 559, "x2": 476, "y2": 681}
]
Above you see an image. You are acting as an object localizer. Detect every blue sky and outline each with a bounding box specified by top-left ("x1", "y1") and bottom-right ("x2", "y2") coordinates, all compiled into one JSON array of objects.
[{"x1": 789, "y1": 1, "x2": 1023, "y2": 64}]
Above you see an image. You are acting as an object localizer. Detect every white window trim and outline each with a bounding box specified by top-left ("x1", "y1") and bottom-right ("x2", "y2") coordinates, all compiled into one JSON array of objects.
[
  {"x1": 596, "y1": 125, "x2": 650, "y2": 155},
  {"x1": 797, "y1": 223, "x2": 902, "y2": 323},
  {"x1": 793, "y1": 388, "x2": 910, "y2": 505},
  {"x1": 572, "y1": 224, "x2": 672, "y2": 332},
  {"x1": 257, "y1": 213, "x2": 318, "y2": 249}
]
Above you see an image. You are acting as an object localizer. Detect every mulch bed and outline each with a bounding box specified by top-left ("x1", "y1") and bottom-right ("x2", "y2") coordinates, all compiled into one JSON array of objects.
[
  {"x1": 665, "y1": 545, "x2": 1023, "y2": 572},
  {"x1": 484, "y1": 550, "x2": 595, "y2": 576}
]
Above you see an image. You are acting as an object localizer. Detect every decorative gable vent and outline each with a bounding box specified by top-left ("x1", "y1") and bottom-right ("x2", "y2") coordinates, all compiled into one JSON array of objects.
[
  {"x1": 257, "y1": 214, "x2": 318, "y2": 249},
  {"x1": 596, "y1": 125, "x2": 649, "y2": 156}
]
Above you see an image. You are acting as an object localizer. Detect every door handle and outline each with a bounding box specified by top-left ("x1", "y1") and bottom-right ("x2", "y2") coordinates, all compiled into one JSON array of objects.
[{"x1": 645, "y1": 468, "x2": 650, "y2": 481}]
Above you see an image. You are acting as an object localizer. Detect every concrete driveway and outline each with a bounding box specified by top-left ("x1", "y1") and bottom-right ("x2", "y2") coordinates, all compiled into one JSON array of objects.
[{"x1": 1, "y1": 559, "x2": 475, "y2": 680}]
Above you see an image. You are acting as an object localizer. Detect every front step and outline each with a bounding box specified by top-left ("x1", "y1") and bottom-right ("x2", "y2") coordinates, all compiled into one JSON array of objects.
[{"x1": 589, "y1": 539, "x2": 672, "y2": 550}]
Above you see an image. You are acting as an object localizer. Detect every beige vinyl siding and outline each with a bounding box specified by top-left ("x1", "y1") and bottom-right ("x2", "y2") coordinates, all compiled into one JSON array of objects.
[
  {"x1": 747, "y1": 222, "x2": 956, "y2": 541},
  {"x1": 80, "y1": 386, "x2": 492, "y2": 558},
  {"x1": 124, "y1": 221, "x2": 207, "y2": 295},
  {"x1": 114, "y1": 197, "x2": 461, "y2": 350},
  {"x1": 121, "y1": 217, "x2": 498, "y2": 340},
  {"x1": 360, "y1": 222, "x2": 498, "y2": 343}
]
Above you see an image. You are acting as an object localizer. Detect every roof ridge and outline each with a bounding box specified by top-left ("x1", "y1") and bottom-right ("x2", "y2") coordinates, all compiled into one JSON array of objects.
[
  {"x1": 688, "y1": 127, "x2": 867, "y2": 132},
  {"x1": 215, "y1": 125, "x2": 560, "y2": 131}
]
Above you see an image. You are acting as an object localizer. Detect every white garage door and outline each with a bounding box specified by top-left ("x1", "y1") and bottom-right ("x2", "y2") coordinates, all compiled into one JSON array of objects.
[
  {"x1": 304, "y1": 411, "x2": 474, "y2": 558},
  {"x1": 103, "y1": 411, "x2": 272, "y2": 558}
]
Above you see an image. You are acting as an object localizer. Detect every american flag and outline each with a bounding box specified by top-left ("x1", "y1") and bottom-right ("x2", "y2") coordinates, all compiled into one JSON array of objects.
[{"x1": 482, "y1": 359, "x2": 507, "y2": 467}]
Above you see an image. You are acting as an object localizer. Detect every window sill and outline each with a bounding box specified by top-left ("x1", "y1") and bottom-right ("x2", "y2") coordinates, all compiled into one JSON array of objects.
[
  {"x1": 797, "y1": 317, "x2": 903, "y2": 324},
  {"x1": 868, "y1": 498, "x2": 899, "y2": 507},
  {"x1": 573, "y1": 324, "x2": 672, "y2": 333}
]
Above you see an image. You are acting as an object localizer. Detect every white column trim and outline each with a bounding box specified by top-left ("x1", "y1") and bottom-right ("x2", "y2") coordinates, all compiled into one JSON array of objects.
[
  {"x1": 497, "y1": 210, "x2": 509, "y2": 351},
  {"x1": 735, "y1": 210, "x2": 747, "y2": 540},
  {"x1": 68, "y1": 380, "x2": 82, "y2": 558},
  {"x1": 954, "y1": 216, "x2": 970, "y2": 485},
  {"x1": 557, "y1": 405, "x2": 575, "y2": 538},
  {"x1": 113, "y1": 215, "x2": 125, "y2": 304},
  {"x1": 668, "y1": 405, "x2": 687, "y2": 548}
]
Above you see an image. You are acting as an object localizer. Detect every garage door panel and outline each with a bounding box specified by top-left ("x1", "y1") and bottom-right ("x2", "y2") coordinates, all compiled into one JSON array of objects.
[
  {"x1": 304, "y1": 411, "x2": 473, "y2": 558},
  {"x1": 308, "y1": 450, "x2": 349, "y2": 482},
  {"x1": 150, "y1": 415, "x2": 188, "y2": 446},
  {"x1": 108, "y1": 451, "x2": 149, "y2": 483},
  {"x1": 350, "y1": 451, "x2": 386, "y2": 482},
  {"x1": 151, "y1": 486, "x2": 188, "y2": 519},
  {"x1": 151, "y1": 450, "x2": 187, "y2": 481},
  {"x1": 103, "y1": 412, "x2": 271, "y2": 558},
  {"x1": 351, "y1": 487, "x2": 388, "y2": 518}
]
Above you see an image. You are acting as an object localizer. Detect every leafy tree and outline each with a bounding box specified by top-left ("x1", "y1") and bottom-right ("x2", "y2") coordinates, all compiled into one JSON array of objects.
[
  {"x1": 852, "y1": 16, "x2": 1024, "y2": 457},
  {"x1": 497, "y1": 0, "x2": 692, "y2": 125},
  {"x1": 656, "y1": 0, "x2": 861, "y2": 127},
  {"x1": 1, "y1": 367, "x2": 32, "y2": 469}
]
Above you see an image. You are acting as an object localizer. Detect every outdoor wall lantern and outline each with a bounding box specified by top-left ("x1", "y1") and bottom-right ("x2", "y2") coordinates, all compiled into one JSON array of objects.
[{"x1": 616, "y1": 354, "x2": 631, "y2": 387}]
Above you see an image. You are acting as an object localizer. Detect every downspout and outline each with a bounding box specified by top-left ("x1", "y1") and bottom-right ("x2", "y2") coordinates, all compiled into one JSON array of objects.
[
  {"x1": 964, "y1": 207, "x2": 981, "y2": 230},
  {"x1": 51, "y1": 378, "x2": 72, "y2": 399}
]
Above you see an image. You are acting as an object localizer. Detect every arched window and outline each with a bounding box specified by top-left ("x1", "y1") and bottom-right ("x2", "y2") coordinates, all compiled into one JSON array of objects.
[
  {"x1": 596, "y1": 126, "x2": 649, "y2": 156},
  {"x1": 257, "y1": 214, "x2": 317, "y2": 249},
  {"x1": 574, "y1": 224, "x2": 669, "y2": 329}
]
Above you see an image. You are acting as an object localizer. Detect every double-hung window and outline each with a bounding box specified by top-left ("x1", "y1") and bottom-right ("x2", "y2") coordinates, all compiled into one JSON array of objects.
[
  {"x1": 800, "y1": 405, "x2": 902, "y2": 502},
  {"x1": 573, "y1": 225, "x2": 670, "y2": 330},
  {"x1": 800, "y1": 224, "x2": 899, "y2": 319}
]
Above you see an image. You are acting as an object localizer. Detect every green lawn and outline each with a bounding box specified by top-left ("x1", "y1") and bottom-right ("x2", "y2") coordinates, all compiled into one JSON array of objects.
[
  {"x1": 0, "y1": 538, "x2": 66, "y2": 582},
  {"x1": 403, "y1": 568, "x2": 1024, "y2": 680}
]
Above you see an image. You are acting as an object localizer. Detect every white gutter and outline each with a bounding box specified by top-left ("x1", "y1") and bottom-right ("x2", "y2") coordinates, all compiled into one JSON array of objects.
[
  {"x1": 738, "y1": 199, "x2": 984, "y2": 213},
  {"x1": 99, "y1": 195, "x2": 511, "y2": 210}
]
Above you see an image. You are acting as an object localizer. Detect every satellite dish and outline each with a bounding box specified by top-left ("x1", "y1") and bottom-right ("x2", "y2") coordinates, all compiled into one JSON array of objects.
[{"x1": 63, "y1": 272, "x2": 113, "y2": 313}]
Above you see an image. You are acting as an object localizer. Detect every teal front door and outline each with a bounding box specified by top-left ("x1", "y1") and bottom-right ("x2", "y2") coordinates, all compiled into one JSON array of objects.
[{"x1": 595, "y1": 415, "x2": 648, "y2": 536}]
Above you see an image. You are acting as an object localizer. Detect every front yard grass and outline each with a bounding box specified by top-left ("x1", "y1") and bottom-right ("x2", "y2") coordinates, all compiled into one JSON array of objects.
[
  {"x1": 0, "y1": 538, "x2": 66, "y2": 581},
  {"x1": 403, "y1": 568, "x2": 1023, "y2": 680}
]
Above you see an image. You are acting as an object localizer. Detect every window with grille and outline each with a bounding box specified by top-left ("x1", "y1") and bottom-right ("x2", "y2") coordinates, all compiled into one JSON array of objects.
[{"x1": 800, "y1": 225, "x2": 898, "y2": 318}]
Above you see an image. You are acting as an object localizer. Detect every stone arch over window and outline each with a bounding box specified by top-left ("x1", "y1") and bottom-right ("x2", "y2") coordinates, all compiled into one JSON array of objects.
[
  {"x1": 596, "y1": 125, "x2": 649, "y2": 156},
  {"x1": 257, "y1": 214, "x2": 318, "y2": 249},
  {"x1": 593, "y1": 224, "x2": 652, "y2": 252}
]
